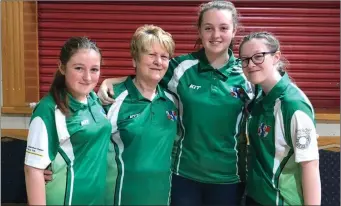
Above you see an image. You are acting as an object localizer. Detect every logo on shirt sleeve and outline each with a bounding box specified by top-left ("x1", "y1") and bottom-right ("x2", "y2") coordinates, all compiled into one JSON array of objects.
[
  {"x1": 258, "y1": 123, "x2": 271, "y2": 138},
  {"x1": 230, "y1": 87, "x2": 245, "y2": 99},
  {"x1": 296, "y1": 128, "x2": 312, "y2": 149},
  {"x1": 166, "y1": 110, "x2": 177, "y2": 121}
]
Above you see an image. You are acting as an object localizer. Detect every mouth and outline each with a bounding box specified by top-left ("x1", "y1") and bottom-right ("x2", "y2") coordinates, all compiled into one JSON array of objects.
[
  {"x1": 149, "y1": 68, "x2": 162, "y2": 71},
  {"x1": 248, "y1": 70, "x2": 261, "y2": 74},
  {"x1": 209, "y1": 41, "x2": 222, "y2": 45},
  {"x1": 79, "y1": 83, "x2": 92, "y2": 86}
]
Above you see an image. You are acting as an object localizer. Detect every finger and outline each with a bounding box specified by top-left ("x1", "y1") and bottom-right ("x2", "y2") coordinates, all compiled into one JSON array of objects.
[
  {"x1": 102, "y1": 97, "x2": 115, "y2": 105},
  {"x1": 44, "y1": 170, "x2": 52, "y2": 175},
  {"x1": 108, "y1": 87, "x2": 114, "y2": 97},
  {"x1": 44, "y1": 175, "x2": 53, "y2": 181}
]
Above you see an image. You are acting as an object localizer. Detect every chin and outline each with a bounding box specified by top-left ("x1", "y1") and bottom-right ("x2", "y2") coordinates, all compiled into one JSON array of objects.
[
  {"x1": 247, "y1": 77, "x2": 263, "y2": 85},
  {"x1": 206, "y1": 47, "x2": 228, "y2": 55},
  {"x1": 150, "y1": 75, "x2": 164, "y2": 82},
  {"x1": 78, "y1": 88, "x2": 94, "y2": 95}
]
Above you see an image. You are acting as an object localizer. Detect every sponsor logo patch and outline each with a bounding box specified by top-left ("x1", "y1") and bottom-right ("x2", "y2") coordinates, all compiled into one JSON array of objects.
[
  {"x1": 81, "y1": 119, "x2": 89, "y2": 126},
  {"x1": 189, "y1": 84, "x2": 201, "y2": 90},
  {"x1": 129, "y1": 113, "x2": 140, "y2": 119},
  {"x1": 296, "y1": 128, "x2": 312, "y2": 149}
]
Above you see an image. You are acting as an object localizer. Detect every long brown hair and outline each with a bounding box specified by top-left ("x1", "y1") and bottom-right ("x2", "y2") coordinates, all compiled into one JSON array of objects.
[{"x1": 49, "y1": 37, "x2": 102, "y2": 116}]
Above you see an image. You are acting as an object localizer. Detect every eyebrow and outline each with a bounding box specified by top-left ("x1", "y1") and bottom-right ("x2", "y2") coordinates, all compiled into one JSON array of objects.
[
  {"x1": 71, "y1": 63, "x2": 85, "y2": 67},
  {"x1": 240, "y1": 51, "x2": 264, "y2": 58},
  {"x1": 71, "y1": 63, "x2": 100, "y2": 67},
  {"x1": 203, "y1": 23, "x2": 229, "y2": 26}
]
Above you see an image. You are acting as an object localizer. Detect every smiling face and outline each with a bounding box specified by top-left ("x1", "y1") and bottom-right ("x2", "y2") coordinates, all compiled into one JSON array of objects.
[
  {"x1": 239, "y1": 38, "x2": 280, "y2": 85},
  {"x1": 199, "y1": 8, "x2": 236, "y2": 57},
  {"x1": 133, "y1": 43, "x2": 170, "y2": 84},
  {"x1": 60, "y1": 48, "x2": 101, "y2": 101}
]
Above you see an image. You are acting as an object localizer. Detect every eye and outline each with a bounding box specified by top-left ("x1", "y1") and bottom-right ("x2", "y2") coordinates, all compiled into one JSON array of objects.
[
  {"x1": 91, "y1": 68, "x2": 100, "y2": 72},
  {"x1": 253, "y1": 54, "x2": 264, "y2": 60},
  {"x1": 74, "y1": 66, "x2": 82, "y2": 71},
  {"x1": 204, "y1": 27, "x2": 212, "y2": 31},
  {"x1": 161, "y1": 55, "x2": 169, "y2": 60},
  {"x1": 220, "y1": 27, "x2": 229, "y2": 31},
  {"x1": 149, "y1": 53, "x2": 156, "y2": 57}
]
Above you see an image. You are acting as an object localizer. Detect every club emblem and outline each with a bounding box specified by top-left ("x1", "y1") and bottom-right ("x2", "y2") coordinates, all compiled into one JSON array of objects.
[
  {"x1": 166, "y1": 110, "x2": 177, "y2": 121},
  {"x1": 230, "y1": 87, "x2": 245, "y2": 99},
  {"x1": 258, "y1": 123, "x2": 271, "y2": 138}
]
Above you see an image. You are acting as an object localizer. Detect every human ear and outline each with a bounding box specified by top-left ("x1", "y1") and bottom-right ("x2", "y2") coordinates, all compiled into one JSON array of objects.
[
  {"x1": 132, "y1": 59, "x2": 137, "y2": 68},
  {"x1": 273, "y1": 51, "x2": 281, "y2": 65},
  {"x1": 58, "y1": 62, "x2": 66, "y2": 75}
]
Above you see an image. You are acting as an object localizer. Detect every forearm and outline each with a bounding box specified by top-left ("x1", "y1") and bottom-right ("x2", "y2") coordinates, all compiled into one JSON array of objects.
[
  {"x1": 105, "y1": 76, "x2": 127, "y2": 85},
  {"x1": 301, "y1": 160, "x2": 321, "y2": 205},
  {"x1": 24, "y1": 165, "x2": 46, "y2": 205}
]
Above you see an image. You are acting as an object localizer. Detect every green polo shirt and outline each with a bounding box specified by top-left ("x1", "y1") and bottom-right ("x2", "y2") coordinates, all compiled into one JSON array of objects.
[
  {"x1": 105, "y1": 76, "x2": 178, "y2": 205},
  {"x1": 246, "y1": 73, "x2": 319, "y2": 205},
  {"x1": 24, "y1": 91, "x2": 112, "y2": 205},
  {"x1": 161, "y1": 48, "x2": 254, "y2": 184}
]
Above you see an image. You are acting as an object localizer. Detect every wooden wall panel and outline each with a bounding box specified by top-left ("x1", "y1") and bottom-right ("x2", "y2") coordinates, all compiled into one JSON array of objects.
[
  {"x1": 1, "y1": 1, "x2": 25, "y2": 107},
  {"x1": 1, "y1": 1, "x2": 39, "y2": 114},
  {"x1": 23, "y1": 2, "x2": 40, "y2": 103}
]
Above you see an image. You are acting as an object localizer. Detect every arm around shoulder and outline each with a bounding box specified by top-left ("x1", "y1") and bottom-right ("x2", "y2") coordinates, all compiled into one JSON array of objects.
[{"x1": 98, "y1": 77, "x2": 128, "y2": 105}]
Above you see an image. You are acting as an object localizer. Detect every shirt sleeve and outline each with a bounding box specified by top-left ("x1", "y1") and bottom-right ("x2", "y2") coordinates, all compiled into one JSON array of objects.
[
  {"x1": 24, "y1": 101, "x2": 58, "y2": 169},
  {"x1": 290, "y1": 110, "x2": 319, "y2": 162},
  {"x1": 25, "y1": 116, "x2": 52, "y2": 169}
]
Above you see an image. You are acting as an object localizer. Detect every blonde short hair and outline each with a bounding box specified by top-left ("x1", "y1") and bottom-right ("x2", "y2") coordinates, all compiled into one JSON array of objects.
[{"x1": 130, "y1": 25, "x2": 175, "y2": 60}]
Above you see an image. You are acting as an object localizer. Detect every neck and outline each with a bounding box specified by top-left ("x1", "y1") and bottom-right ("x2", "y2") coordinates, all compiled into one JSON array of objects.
[
  {"x1": 261, "y1": 71, "x2": 282, "y2": 95},
  {"x1": 205, "y1": 49, "x2": 230, "y2": 69},
  {"x1": 67, "y1": 90, "x2": 87, "y2": 102},
  {"x1": 133, "y1": 77, "x2": 158, "y2": 101}
]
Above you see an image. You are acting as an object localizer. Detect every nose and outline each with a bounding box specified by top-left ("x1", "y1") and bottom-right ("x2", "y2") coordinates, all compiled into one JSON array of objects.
[
  {"x1": 247, "y1": 58, "x2": 257, "y2": 68},
  {"x1": 212, "y1": 28, "x2": 220, "y2": 38},
  {"x1": 83, "y1": 71, "x2": 91, "y2": 82},
  {"x1": 154, "y1": 55, "x2": 162, "y2": 66}
]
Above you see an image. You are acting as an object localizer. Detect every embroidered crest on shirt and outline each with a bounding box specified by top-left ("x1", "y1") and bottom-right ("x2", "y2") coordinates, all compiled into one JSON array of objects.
[
  {"x1": 296, "y1": 128, "x2": 312, "y2": 149},
  {"x1": 166, "y1": 111, "x2": 177, "y2": 121},
  {"x1": 258, "y1": 123, "x2": 271, "y2": 138},
  {"x1": 230, "y1": 87, "x2": 245, "y2": 99}
]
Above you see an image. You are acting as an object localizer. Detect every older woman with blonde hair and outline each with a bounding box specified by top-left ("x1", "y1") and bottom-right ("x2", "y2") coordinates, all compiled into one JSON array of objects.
[{"x1": 104, "y1": 24, "x2": 179, "y2": 206}]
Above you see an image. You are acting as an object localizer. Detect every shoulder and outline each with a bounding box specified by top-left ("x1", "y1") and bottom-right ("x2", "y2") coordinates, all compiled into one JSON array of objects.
[
  {"x1": 277, "y1": 85, "x2": 314, "y2": 122},
  {"x1": 113, "y1": 80, "x2": 130, "y2": 100},
  {"x1": 281, "y1": 83, "x2": 314, "y2": 114},
  {"x1": 163, "y1": 89, "x2": 178, "y2": 106},
  {"x1": 231, "y1": 60, "x2": 243, "y2": 72},
  {"x1": 169, "y1": 51, "x2": 200, "y2": 69},
  {"x1": 29, "y1": 94, "x2": 57, "y2": 127},
  {"x1": 104, "y1": 84, "x2": 129, "y2": 114},
  {"x1": 32, "y1": 93, "x2": 57, "y2": 116}
]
